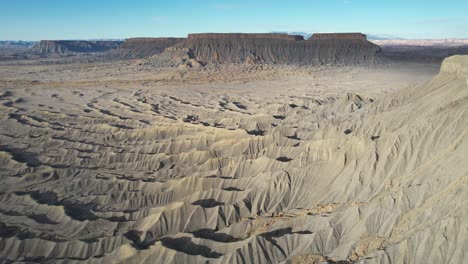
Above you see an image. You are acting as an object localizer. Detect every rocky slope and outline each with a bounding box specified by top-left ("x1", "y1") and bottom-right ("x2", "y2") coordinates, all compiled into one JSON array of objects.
[
  {"x1": 0, "y1": 55, "x2": 466, "y2": 263},
  {"x1": 159, "y1": 33, "x2": 383, "y2": 66},
  {"x1": 30, "y1": 40, "x2": 122, "y2": 55}
]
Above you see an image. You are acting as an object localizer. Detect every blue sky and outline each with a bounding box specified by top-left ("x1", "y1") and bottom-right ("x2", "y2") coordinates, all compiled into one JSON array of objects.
[{"x1": 1, "y1": 0, "x2": 468, "y2": 40}]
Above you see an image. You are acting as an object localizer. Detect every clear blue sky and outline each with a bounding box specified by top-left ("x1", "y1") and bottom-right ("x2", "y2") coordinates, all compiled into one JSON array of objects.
[{"x1": 1, "y1": 0, "x2": 468, "y2": 40}]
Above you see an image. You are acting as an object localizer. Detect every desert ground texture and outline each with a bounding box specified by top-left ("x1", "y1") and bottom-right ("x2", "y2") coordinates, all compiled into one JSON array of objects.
[{"x1": 0, "y1": 54, "x2": 467, "y2": 264}]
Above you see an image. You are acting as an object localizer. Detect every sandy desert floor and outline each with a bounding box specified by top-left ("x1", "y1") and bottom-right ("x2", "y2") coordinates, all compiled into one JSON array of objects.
[{"x1": 0, "y1": 58, "x2": 466, "y2": 263}]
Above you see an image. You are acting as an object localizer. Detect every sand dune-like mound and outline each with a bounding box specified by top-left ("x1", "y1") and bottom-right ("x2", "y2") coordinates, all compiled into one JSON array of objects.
[
  {"x1": 0, "y1": 56, "x2": 466, "y2": 263},
  {"x1": 159, "y1": 33, "x2": 383, "y2": 66},
  {"x1": 30, "y1": 40, "x2": 123, "y2": 55},
  {"x1": 440, "y1": 55, "x2": 468, "y2": 77}
]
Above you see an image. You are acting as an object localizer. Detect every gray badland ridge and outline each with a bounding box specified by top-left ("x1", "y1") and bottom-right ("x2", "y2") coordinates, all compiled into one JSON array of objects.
[
  {"x1": 30, "y1": 40, "x2": 123, "y2": 55},
  {"x1": 28, "y1": 33, "x2": 384, "y2": 65},
  {"x1": 162, "y1": 32, "x2": 383, "y2": 66}
]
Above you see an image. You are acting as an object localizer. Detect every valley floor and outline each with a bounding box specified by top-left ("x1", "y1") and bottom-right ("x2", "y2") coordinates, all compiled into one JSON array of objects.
[{"x1": 1, "y1": 58, "x2": 466, "y2": 263}]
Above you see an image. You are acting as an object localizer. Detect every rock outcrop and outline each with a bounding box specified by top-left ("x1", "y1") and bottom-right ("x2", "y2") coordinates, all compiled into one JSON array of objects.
[
  {"x1": 112, "y1": 38, "x2": 185, "y2": 59},
  {"x1": 30, "y1": 40, "x2": 122, "y2": 55},
  {"x1": 162, "y1": 32, "x2": 382, "y2": 66}
]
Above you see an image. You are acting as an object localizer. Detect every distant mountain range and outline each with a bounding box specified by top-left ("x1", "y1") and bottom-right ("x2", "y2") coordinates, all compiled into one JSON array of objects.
[
  {"x1": 270, "y1": 32, "x2": 404, "y2": 40},
  {"x1": 0, "y1": 40, "x2": 37, "y2": 48},
  {"x1": 366, "y1": 34, "x2": 405, "y2": 40},
  {"x1": 270, "y1": 32, "x2": 314, "y2": 39},
  {"x1": 0, "y1": 40, "x2": 123, "y2": 48}
]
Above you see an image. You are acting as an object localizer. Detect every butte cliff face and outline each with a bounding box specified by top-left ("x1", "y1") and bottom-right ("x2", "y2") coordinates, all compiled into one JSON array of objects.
[
  {"x1": 112, "y1": 38, "x2": 185, "y2": 59},
  {"x1": 30, "y1": 40, "x2": 122, "y2": 55},
  {"x1": 164, "y1": 33, "x2": 383, "y2": 66}
]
